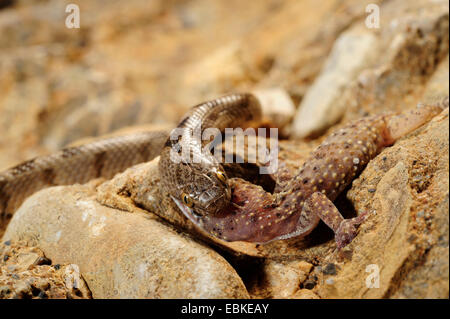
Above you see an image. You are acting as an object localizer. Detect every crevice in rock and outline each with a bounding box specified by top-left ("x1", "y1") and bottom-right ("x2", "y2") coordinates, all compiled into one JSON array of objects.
[{"x1": 382, "y1": 244, "x2": 431, "y2": 298}]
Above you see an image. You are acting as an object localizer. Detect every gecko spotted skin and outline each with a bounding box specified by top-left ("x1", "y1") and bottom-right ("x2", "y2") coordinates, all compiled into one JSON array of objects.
[{"x1": 188, "y1": 100, "x2": 447, "y2": 248}]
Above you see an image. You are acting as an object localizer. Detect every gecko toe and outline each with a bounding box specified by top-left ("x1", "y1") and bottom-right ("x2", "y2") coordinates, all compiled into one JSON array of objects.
[{"x1": 335, "y1": 213, "x2": 367, "y2": 249}]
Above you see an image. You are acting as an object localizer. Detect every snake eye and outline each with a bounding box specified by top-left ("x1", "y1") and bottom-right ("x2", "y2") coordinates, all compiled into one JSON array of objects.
[
  {"x1": 216, "y1": 170, "x2": 227, "y2": 184},
  {"x1": 182, "y1": 193, "x2": 194, "y2": 208}
]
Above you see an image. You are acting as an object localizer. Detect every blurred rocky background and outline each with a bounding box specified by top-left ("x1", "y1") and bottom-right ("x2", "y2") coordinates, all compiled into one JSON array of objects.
[
  {"x1": 1, "y1": 0, "x2": 448, "y2": 168},
  {"x1": 0, "y1": 0, "x2": 448, "y2": 299},
  {"x1": 0, "y1": 0, "x2": 401, "y2": 169}
]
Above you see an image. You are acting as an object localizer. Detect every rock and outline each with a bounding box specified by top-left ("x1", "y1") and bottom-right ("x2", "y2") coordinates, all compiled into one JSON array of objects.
[
  {"x1": 339, "y1": 2, "x2": 448, "y2": 124},
  {"x1": 0, "y1": 240, "x2": 91, "y2": 299},
  {"x1": 259, "y1": 260, "x2": 313, "y2": 298},
  {"x1": 292, "y1": 289, "x2": 320, "y2": 299},
  {"x1": 322, "y1": 263, "x2": 337, "y2": 275},
  {"x1": 2, "y1": 185, "x2": 249, "y2": 298},
  {"x1": 181, "y1": 42, "x2": 250, "y2": 103},
  {"x1": 292, "y1": 0, "x2": 448, "y2": 138},
  {"x1": 314, "y1": 108, "x2": 449, "y2": 298},
  {"x1": 292, "y1": 28, "x2": 378, "y2": 138},
  {"x1": 422, "y1": 55, "x2": 449, "y2": 102},
  {"x1": 252, "y1": 87, "x2": 295, "y2": 135}
]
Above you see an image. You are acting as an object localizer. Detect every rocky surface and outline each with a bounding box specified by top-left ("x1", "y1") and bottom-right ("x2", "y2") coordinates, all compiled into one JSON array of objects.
[
  {"x1": 0, "y1": 0, "x2": 379, "y2": 171},
  {"x1": 292, "y1": 0, "x2": 449, "y2": 138},
  {"x1": 3, "y1": 184, "x2": 249, "y2": 298},
  {"x1": 1, "y1": 0, "x2": 449, "y2": 299},
  {"x1": 0, "y1": 240, "x2": 91, "y2": 299}
]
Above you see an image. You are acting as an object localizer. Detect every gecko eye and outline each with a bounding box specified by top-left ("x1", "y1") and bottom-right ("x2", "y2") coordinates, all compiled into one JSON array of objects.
[
  {"x1": 216, "y1": 170, "x2": 227, "y2": 184},
  {"x1": 182, "y1": 193, "x2": 194, "y2": 207}
]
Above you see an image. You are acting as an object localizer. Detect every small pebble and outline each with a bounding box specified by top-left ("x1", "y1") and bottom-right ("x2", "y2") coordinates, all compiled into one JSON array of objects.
[
  {"x1": 4, "y1": 240, "x2": 11, "y2": 246},
  {"x1": 368, "y1": 188, "x2": 376, "y2": 193},
  {"x1": 54, "y1": 264, "x2": 61, "y2": 270},
  {"x1": 325, "y1": 278, "x2": 335, "y2": 285},
  {"x1": 322, "y1": 263, "x2": 337, "y2": 275},
  {"x1": 7, "y1": 265, "x2": 17, "y2": 272}
]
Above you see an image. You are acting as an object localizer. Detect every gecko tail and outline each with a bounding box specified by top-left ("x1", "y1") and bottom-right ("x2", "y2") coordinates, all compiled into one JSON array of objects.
[{"x1": 384, "y1": 95, "x2": 448, "y2": 144}]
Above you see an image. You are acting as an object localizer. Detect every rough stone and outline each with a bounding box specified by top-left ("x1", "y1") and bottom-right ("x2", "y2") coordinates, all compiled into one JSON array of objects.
[
  {"x1": 292, "y1": 0, "x2": 448, "y2": 138},
  {"x1": 252, "y1": 87, "x2": 296, "y2": 136},
  {"x1": 292, "y1": 289, "x2": 320, "y2": 299},
  {"x1": 248, "y1": 260, "x2": 313, "y2": 298},
  {"x1": 315, "y1": 108, "x2": 449, "y2": 299},
  {"x1": 292, "y1": 28, "x2": 378, "y2": 138},
  {"x1": 0, "y1": 241, "x2": 91, "y2": 299},
  {"x1": 2, "y1": 185, "x2": 249, "y2": 298}
]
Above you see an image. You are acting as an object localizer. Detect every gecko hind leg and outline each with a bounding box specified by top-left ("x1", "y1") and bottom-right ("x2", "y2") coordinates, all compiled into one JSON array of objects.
[{"x1": 304, "y1": 192, "x2": 368, "y2": 249}]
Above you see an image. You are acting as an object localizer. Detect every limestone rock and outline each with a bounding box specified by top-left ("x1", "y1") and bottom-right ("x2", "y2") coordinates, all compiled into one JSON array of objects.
[
  {"x1": 0, "y1": 240, "x2": 91, "y2": 299},
  {"x1": 252, "y1": 87, "x2": 295, "y2": 135},
  {"x1": 314, "y1": 108, "x2": 449, "y2": 299},
  {"x1": 292, "y1": 289, "x2": 320, "y2": 299},
  {"x1": 248, "y1": 260, "x2": 313, "y2": 298},
  {"x1": 292, "y1": 28, "x2": 378, "y2": 138},
  {"x1": 292, "y1": 0, "x2": 448, "y2": 138},
  {"x1": 2, "y1": 185, "x2": 249, "y2": 298}
]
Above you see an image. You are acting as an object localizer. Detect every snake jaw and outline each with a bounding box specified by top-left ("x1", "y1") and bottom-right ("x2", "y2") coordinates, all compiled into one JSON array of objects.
[{"x1": 170, "y1": 195, "x2": 203, "y2": 226}]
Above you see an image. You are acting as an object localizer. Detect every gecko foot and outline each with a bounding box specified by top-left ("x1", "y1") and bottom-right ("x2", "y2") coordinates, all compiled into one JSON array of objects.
[{"x1": 335, "y1": 212, "x2": 368, "y2": 249}]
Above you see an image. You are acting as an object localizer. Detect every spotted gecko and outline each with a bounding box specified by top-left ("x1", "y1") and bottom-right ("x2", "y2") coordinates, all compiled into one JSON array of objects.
[{"x1": 191, "y1": 98, "x2": 448, "y2": 248}]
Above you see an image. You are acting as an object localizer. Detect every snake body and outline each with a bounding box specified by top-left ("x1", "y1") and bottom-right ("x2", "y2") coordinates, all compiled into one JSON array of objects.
[
  {"x1": 0, "y1": 94, "x2": 262, "y2": 230},
  {"x1": 0, "y1": 131, "x2": 169, "y2": 223}
]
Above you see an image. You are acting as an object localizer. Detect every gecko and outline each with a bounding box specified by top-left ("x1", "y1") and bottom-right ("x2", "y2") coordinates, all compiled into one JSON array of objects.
[{"x1": 175, "y1": 97, "x2": 448, "y2": 249}]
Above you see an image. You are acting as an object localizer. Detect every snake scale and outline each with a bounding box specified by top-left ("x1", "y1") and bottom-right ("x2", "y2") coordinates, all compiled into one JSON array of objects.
[{"x1": 1, "y1": 93, "x2": 447, "y2": 248}]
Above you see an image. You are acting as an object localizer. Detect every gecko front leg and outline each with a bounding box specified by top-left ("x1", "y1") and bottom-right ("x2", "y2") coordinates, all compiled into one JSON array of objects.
[{"x1": 303, "y1": 192, "x2": 368, "y2": 249}]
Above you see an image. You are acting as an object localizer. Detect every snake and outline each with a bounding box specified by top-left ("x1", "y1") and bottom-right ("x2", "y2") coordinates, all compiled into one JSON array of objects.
[{"x1": 0, "y1": 93, "x2": 262, "y2": 231}]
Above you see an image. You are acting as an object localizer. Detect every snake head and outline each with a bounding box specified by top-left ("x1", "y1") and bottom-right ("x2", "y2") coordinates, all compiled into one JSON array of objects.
[{"x1": 167, "y1": 161, "x2": 232, "y2": 222}]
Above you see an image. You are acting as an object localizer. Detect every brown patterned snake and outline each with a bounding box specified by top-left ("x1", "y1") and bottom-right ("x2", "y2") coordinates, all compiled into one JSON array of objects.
[{"x1": 0, "y1": 93, "x2": 262, "y2": 230}]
